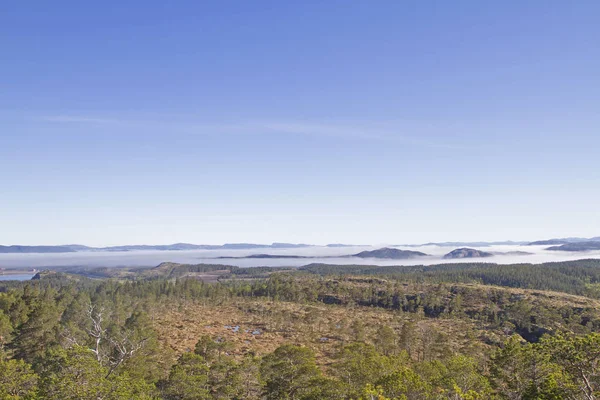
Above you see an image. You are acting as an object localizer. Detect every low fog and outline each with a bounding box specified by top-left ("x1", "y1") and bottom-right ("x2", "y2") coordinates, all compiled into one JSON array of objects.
[{"x1": 2, "y1": 244, "x2": 600, "y2": 270}]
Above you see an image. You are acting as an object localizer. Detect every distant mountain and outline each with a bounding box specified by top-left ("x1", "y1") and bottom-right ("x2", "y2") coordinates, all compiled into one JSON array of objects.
[
  {"x1": 220, "y1": 243, "x2": 270, "y2": 250},
  {"x1": 218, "y1": 254, "x2": 309, "y2": 259},
  {"x1": 443, "y1": 248, "x2": 494, "y2": 259},
  {"x1": 61, "y1": 244, "x2": 94, "y2": 251},
  {"x1": 326, "y1": 244, "x2": 359, "y2": 247},
  {"x1": 404, "y1": 241, "x2": 525, "y2": 247},
  {"x1": 270, "y1": 243, "x2": 311, "y2": 249},
  {"x1": 0, "y1": 245, "x2": 77, "y2": 253},
  {"x1": 526, "y1": 237, "x2": 600, "y2": 246},
  {"x1": 492, "y1": 251, "x2": 533, "y2": 256},
  {"x1": 0, "y1": 242, "x2": 316, "y2": 253},
  {"x1": 547, "y1": 242, "x2": 600, "y2": 252},
  {"x1": 527, "y1": 239, "x2": 572, "y2": 246},
  {"x1": 221, "y1": 243, "x2": 311, "y2": 250},
  {"x1": 102, "y1": 243, "x2": 219, "y2": 251},
  {"x1": 353, "y1": 247, "x2": 428, "y2": 259}
]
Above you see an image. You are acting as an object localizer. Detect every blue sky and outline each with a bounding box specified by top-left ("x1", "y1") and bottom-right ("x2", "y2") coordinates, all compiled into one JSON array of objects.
[{"x1": 1, "y1": 1, "x2": 599, "y2": 246}]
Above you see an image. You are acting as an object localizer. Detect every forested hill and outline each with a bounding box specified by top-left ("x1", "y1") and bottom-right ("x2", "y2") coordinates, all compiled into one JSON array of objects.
[
  {"x1": 0, "y1": 245, "x2": 77, "y2": 253},
  {"x1": 61, "y1": 258, "x2": 600, "y2": 298},
  {"x1": 352, "y1": 247, "x2": 429, "y2": 259},
  {"x1": 443, "y1": 248, "x2": 493, "y2": 259},
  {"x1": 300, "y1": 259, "x2": 600, "y2": 297},
  {"x1": 3, "y1": 266, "x2": 600, "y2": 398},
  {"x1": 4, "y1": 256, "x2": 600, "y2": 398},
  {"x1": 547, "y1": 241, "x2": 600, "y2": 252}
]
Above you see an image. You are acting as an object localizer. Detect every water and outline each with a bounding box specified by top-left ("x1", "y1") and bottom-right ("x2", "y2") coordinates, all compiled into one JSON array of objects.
[
  {"x1": 0, "y1": 245, "x2": 599, "y2": 269},
  {"x1": 0, "y1": 274, "x2": 34, "y2": 281}
]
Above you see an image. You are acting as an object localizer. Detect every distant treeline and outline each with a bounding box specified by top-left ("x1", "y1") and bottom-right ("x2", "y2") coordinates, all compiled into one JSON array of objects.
[{"x1": 300, "y1": 259, "x2": 600, "y2": 297}]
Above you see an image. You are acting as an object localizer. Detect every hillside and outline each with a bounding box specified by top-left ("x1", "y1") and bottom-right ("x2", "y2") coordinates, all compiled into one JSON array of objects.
[
  {"x1": 0, "y1": 242, "x2": 315, "y2": 253},
  {"x1": 527, "y1": 237, "x2": 600, "y2": 246},
  {"x1": 0, "y1": 245, "x2": 77, "y2": 253},
  {"x1": 353, "y1": 247, "x2": 428, "y2": 259},
  {"x1": 443, "y1": 248, "x2": 493, "y2": 259},
  {"x1": 547, "y1": 241, "x2": 600, "y2": 252},
  {"x1": 4, "y1": 260, "x2": 600, "y2": 399},
  {"x1": 300, "y1": 259, "x2": 600, "y2": 297}
]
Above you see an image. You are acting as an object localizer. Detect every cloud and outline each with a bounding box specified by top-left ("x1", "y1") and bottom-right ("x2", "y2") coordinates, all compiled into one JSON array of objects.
[
  {"x1": 38, "y1": 114, "x2": 470, "y2": 149},
  {"x1": 256, "y1": 121, "x2": 470, "y2": 149},
  {"x1": 257, "y1": 122, "x2": 388, "y2": 140},
  {"x1": 42, "y1": 115, "x2": 120, "y2": 124}
]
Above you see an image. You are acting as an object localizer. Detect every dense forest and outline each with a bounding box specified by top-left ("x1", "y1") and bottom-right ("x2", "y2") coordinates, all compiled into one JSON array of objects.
[
  {"x1": 302, "y1": 259, "x2": 600, "y2": 297},
  {"x1": 2, "y1": 261, "x2": 600, "y2": 399}
]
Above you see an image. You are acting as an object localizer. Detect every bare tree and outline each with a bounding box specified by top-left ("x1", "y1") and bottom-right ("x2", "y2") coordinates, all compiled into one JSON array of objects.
[
  {"x1": 86, "y1": 304, "x2": 106, "y2": 363},
  {"x1": 106, "y1": 332, "x2": 148, "y2": 378}
]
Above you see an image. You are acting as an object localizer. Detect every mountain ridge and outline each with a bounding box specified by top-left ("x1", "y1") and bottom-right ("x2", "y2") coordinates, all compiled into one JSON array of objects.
[
  {"x1": 443, "y1": 248, "x2": 494, "y2": 259},
  {"x1": 353, "y1": 247, "x2": 429, "y2": 259},
  {"x1": 547, "y1": 241, "x2": 600, "y2": 252}
]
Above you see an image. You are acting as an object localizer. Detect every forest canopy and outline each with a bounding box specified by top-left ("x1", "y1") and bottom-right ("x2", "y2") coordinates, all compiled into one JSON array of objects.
[{"x1": 2, "y1": 260, "x2": 600, "y2": 399}]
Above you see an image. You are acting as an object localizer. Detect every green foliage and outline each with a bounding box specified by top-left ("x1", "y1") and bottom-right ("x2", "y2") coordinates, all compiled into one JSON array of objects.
[
  {"x1": 162, "y1": 353, "x2": 210, "y2": 400},
  {"x1": 376, "y1": 366, "x2": 432, "y2": 399},
  {"x1": 194, "y1": 335, "x2": 223, "y2": 361},
  {"x1": 38, "y1": 345, "x2": 110, "y2": 400},
  {"x1": 491, "y1": 335, "x2": 576, "y2": 399},
  {"x1": 260, "y1": 345, "x2": 323, "y2": 400},
  {"x1": 0, "y1": 357, "x2": 38, "y2": 400},
  {"x1": 301, "y1": 259, "x2": 600, "y2": 297},
  {"x1": 107, "y1": 372, "x2": 157, "y2": 400},
  {"x1": 3, "y1": 267, "x2": 600, "y2": 399},
  {"x1": 332, "y1": 342, "x2": 395, "y2": 397},
  {"x1": 117, "y1": 310, "x2": 163, "y2": 382},
  {"x1": 13, "y1": 288, "x2": 62, "y2": 366},
  {"x1": 0, "y1": 310, "x2": 13, "y2": 347},
  {"x1": 207, "y1": 355, "x2": 243, "y2": 399},
  {"x1": 540, "y1": 332, "x2": 600, "y2": 399},
  {"x1": 375, "y1": 324, "x2": 398, "y2": 356}
]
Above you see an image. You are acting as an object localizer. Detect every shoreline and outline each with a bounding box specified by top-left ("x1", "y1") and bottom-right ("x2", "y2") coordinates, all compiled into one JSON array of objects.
[{"x1": 0, "y1": 269, "x2": 38, "y2": 275}]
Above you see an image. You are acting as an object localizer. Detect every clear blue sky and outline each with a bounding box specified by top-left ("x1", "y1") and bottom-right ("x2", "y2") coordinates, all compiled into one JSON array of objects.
[{"x1": 1, "y1": 1, "x2": 599, "y2": 246}]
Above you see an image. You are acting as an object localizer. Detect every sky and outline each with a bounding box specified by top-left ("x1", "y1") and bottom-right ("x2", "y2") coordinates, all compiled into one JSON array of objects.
[{"x1": 1, "y1": 1, "x2": 599, "y2": 246}]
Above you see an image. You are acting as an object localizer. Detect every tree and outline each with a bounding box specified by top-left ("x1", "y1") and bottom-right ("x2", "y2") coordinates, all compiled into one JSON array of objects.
[
  {"x1": 375, "y1": 325, "x2": 397, "y2": 356},
  {"x1": 84, "y1": 303, "x2": 106, "y2": 363},
  {"x1": 375, "y1": 366, "x2": 432, "y2": 400},
  {"x1": 360, "y1": 384, "x2": 391, "y2": 400},
  {"x1": 207, "y1": 356, "x2": 243, "y2": 399},
  {"x1": 162, "y1": 352, "x2": 210, "y2": 400},
  {"x1": 194, "y1": 335, "x2": 221, "y2": 361},
  {"x1": 237, "y1": 354, "x2": 262, "y2": 400},
  {"x1": 38, "y1": 345, "x2": 110, "y2": 400},
  {"x1": 13, "y1": 289, "x2": 62, "y2": 366},
  {"x1": 351, "y1": 319, "x2": 366, "y2": 342},
  {"x1": 298, "y1": 376, "x2": 346, "y2": 400},
  {"x1": 116, "y1": 311, "x2": 163, "y2": 383},
  {"x1": 0, "y1": 311, "x2": 13, "y2": 349},
  {"x1": 491, "y1": 335, "x2": 572, "y2": 400},
  {"x1": 540, "y1": 333, "x2": 600, "y2": 400},
  {"x1": 106, "y1": 372, "x2": 157, "y2": 400},
  {"x1": 59, "y1": 293, "x2": 91, "y2": 349},
  {"x1": 418, "y1": 355, "x2": 493, "y2": 399},
  {"x1": 0, "y1": 357, "x2": 38, "y2": 400},
  {"x1": 332, "y1": 343, "x2": 393, "y2": 398},
  {"x1": 260, "y1": 345, "x2": 323, "y2": 400},
  {"x1": 399, "y1": 321, "x2": 417, "y2": 359}
]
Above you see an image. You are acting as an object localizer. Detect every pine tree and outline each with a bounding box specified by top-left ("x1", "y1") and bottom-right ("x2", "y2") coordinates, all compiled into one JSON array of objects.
[
  {"x1": 162, "y1": 352, "x2": 210, "y2": 400},
  {"x1": 0, "y1": 357, "x2": 38, "y2": 400}
]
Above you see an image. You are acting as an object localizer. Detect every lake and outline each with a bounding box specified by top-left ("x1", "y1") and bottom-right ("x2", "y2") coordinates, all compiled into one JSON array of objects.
[
  {"x1": 0, "y1": 245, "x2": 599, "y2": 269},
  {"x1": 0, "y1": 274, "x2": 35, "y2": 281}
]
